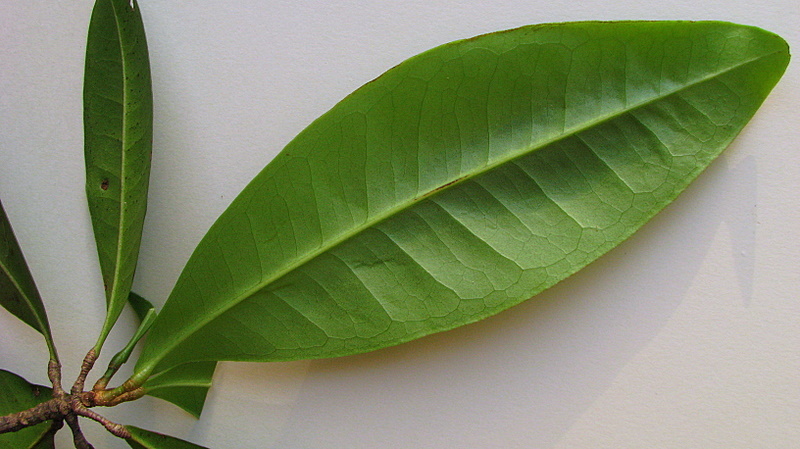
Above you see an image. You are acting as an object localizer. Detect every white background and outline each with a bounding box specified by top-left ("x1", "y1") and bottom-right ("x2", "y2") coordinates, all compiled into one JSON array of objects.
[{"x1": 1, "y1": 1, "x2": 798, "y2": 448}]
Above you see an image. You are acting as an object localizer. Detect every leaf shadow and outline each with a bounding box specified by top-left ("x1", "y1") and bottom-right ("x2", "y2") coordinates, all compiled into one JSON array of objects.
[{"x1": 256, "y1": 153, "x2": 757, "y2": 448}]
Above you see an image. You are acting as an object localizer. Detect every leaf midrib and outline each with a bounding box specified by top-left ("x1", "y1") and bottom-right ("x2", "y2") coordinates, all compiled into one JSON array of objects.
[
  {"x1": 0, "y1": 254, "x2": 48, "y2": 337},
  {"x1": 105, "y1": 0, "x2": 132, "y2": 327},
  {"x1": 142, "y1": 47, "x2": 782, "y2": 374},
  {"x1": 145, "y1": 381, "x2": 213, "y2": 391}
]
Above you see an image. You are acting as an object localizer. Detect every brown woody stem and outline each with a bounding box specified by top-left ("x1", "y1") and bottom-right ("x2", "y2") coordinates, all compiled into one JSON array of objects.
[
  {"x1": 0, "y1": 398, "x2": 68, "y2": 433},
  {"x1": 72, "y1": 349, "x2": 98, "y2": 395},
  {"x1": 66, "y1": 414, "x2": 94, "y2": 449},
  {"x1": 74, "y1": 406, "x2": 130, "y2": 438},
  {"x1": 48, "y1": 359, "x2": 66, "y2": 398},
  {"x1": 0, "y1": 350, "x2": 137, "y2": 446},
  {"x1": 0, "y1": 392, "x2": 132, "y2": 439}
]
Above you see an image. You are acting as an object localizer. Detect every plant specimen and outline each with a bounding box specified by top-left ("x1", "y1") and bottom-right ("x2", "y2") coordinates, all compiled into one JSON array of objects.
[{"x1": 0, "y1": 0, "x2": 790, "y2": 447}]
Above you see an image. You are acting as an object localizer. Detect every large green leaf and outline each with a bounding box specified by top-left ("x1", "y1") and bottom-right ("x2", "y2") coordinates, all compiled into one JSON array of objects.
[
  {"x1": 125, "y1": 426, "x2": 207, "y2": 449},
  {"x1": 129, "y1": 293, "x2": 216, "y2": 418},
  {"x1": 0, "y1": 201, "x2": 56, "y2": 359},
  {"x1": 0, "y1": 370, "x2": 55, "y2": 449},
  {"x1": 135, "y1": 21, "x2": 789, "y2": 377},
  {"x1": 84, "y1": 0, "x2": 152, "y2": 344}
]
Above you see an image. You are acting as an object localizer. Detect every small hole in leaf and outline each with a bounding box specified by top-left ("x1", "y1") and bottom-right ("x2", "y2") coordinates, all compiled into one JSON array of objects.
[{"x1": 101, "y1": 179, "x2": 109, "y2": 190}]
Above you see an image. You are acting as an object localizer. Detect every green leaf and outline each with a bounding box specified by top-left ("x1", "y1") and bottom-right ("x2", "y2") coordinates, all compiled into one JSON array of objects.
[
  {"x1": 84, "y1": 0, "x2": 153, "y2": 346},
  {"x1": 0, "y1": 201, "x2": 57, "y2": 360},
  {"x1": 130, "y1": 293, "x2": 216, "y2": 418},
  {"x1": 143, "y1": 362, "x2": 216, "y2": 418},
  {"x1": 0, "y1": 370, "x2": 55, "y2": 449},
  {"x1": 128, "y1": 291, "x2": 155, "y2": 321},
  {"x1": 136, "y1": 21, "x2": 789, "y2": 377},
  {"x1": 125, "y1": 426, "x2": 207, "y2": 449},
  {"x1": 99, "y1": 293, "x2": 157, "y2": 385}
]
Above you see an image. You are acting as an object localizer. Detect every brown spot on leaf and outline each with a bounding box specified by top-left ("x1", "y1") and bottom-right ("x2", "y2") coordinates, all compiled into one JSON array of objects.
[
  {"x1": 101, "y1": 179, "x2": 109, "y2": 190},
  {"x1": 413, "y1": 175, "x2": 468, "y2": 202},
  {"x1": 432, "y1": 175, "x2": 467, "y2": 193}
]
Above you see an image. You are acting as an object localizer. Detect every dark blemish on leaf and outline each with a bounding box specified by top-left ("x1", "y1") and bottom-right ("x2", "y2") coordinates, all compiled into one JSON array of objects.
[
  {"x1": 415, "y1": 175, "x2": 468, "y2": 202},
  {"x1": 432, "y1": 175, "x2": 467, "y2": 193},
  {"x1": 32, "y1": 386, "x2": 41, "y2": 397},
  {"x1": 101, "y1": 179, "x2": 109, "y2": 190}
]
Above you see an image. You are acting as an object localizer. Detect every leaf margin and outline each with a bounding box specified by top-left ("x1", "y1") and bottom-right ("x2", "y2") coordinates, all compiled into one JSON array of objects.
[
  {"x1": 134, "y1": 20, "x2": 791, "y2": 378},
  {"x1": 83, "y1": 0, "x2": 153, "y2": 350},
  {"x1": 0, "y1": 200, "x2": 57, "y2": 361},
  {"x1": 125, "y1": 425, "x2": 208, "y2": 449}
]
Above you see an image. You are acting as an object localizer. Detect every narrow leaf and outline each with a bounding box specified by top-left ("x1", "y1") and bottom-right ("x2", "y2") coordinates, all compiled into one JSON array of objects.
[
  {"x1": 0, "y1": 370, "x2": 55, "y2": 449},
  {"x1": 136, "y1": 21, "x2": 789, "y2": 377},
  {"x1": 125, "y1": 426, "x2": 208, "y2": 449},
  {"x1": 0, "y1": 201, "x2": 57, "y2": 360},
  {"x1": 130, "y1": 293, "x2": 216, "y2": 418},
  {"x1": 84, "y1": 0, "x2": 153, "y2": 345}
]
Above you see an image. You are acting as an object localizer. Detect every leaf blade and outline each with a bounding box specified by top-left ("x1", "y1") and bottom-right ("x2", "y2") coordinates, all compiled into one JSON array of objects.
[
  {"x1": 0, "y1": 201, "x2": 56, "y2": 359},
  {"x1": 84, "y1": 0, "x2": 153, "y2": 345},
  {"x1": 125, "y1": 426, "x2": 207, "y2": 449},
  {"x1": 128, "y1": 291, "x2": 155, "y2": 321},
  {"x1": 136, "y1": 21, "x2": 789, "y2": 375},
  {"x1": 129, "y1": 293, "x2": 216, "y2": 417},
  {"x1": 143, "y1": 362, "x2": 216, "y2": 418}
]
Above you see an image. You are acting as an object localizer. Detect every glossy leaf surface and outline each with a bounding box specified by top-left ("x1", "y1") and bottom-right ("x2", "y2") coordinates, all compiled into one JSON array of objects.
[
  {"x1": 125, "y1": 426, "x2": 207, "y2": 449},
  {"x1": 0, "y1": 370, "x2": 54, "y2": 449},
  {"x1": 137, "y1": 21, "x2": 789, "y2": 376},
  {"x1": 130, "y1": 293, "x2": 215, "y2": 417},
  {"x1": 0, "y1": 201, "x2": 56, "y2": 358},
  {"x1": 84, "y1": 0, "x2": 152, "y2": 341}
]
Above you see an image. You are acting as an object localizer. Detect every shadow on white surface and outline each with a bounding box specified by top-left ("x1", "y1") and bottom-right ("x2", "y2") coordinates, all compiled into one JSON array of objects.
[{"x1": 178, "y1": 154, "x2": 757, "y2": 448}]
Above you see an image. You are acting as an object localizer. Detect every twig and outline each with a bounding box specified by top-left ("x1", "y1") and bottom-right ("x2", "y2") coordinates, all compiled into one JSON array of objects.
[
  {"x1": 1, "y1": 349, "x2": 136, "y2": 446},
  {"x1": 48, "y1": 359, "x2": 66, "y2": 398},
  {"x1": 0, "y1": 398, "x2": 67, "y2": 433},
  {"x1": 72, "y1": 349, "x2": 98, "y2": 395},
  {"x1": 74, "y1": 405, "x2": 131, "y2": 439},
  {"x1": 65, "y1": 414, "x2": 94, "y2": 449}
]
